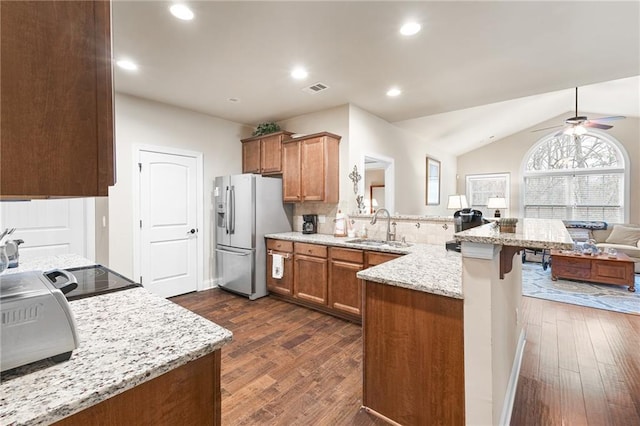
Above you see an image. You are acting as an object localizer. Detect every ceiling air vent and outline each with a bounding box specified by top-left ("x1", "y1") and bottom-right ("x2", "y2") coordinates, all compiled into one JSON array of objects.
[{"x1": 302, "y1": 82, "x2": 329, "y2": 94}]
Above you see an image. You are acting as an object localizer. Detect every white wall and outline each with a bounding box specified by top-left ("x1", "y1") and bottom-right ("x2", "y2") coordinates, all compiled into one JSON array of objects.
[
  {"x1": 109, "y1": 93, "x2": 250, "y2": 282},
  {"x1": 349, "y1": 105, "x2": 457, "y2": 216}
]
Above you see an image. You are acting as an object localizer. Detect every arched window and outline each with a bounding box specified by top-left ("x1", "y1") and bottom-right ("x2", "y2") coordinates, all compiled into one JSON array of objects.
[{"x1": 522, "y1": 132, "x2": 627, "y2": 222}]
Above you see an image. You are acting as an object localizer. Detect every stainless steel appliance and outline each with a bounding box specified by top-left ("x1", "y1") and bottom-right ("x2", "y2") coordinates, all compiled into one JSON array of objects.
[
  {"x1": 61, "y1": 265, "x2": 140, "y2": 300},
  {"x1": 214, "y1": 174, "x2": 292, "y2": 300},
  {"x1": 302, "y1": 214, "x2": 318, "y2": 234},
  {"x1": 1, "y1": 270, "x2": 80, "y2": 372}
]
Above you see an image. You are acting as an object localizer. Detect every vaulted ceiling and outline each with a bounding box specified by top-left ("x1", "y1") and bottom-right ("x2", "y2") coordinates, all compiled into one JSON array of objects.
[{"x1": 112, "y1": 1, "x2": 640, "y2": 154}]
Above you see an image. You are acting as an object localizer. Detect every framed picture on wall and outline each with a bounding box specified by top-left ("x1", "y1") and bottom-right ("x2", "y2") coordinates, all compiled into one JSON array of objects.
[{"x1": 426, "y1": 157, "x2": 441, "y2": 205}]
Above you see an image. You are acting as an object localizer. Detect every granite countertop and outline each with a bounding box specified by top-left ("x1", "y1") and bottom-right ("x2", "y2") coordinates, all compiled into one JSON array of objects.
[
  {"x1": 0, "y1": 255, "x2": 233, "y2": 426},
  {"x1": 265, "y1": 232, "x2": 463, "y2": 299},
  {"x1": 454, "y1": 218, "x2": 574, "y2": 250}
]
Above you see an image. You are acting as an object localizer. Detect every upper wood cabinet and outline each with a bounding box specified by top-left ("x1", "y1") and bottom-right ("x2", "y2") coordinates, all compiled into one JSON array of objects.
[
  {"x1": 241, "y1": 131, "x2": 294, "y2": 175},
  {"x1": 1, "y1": 1, "x2": 115, "y2": 199},
  {"x1": 282, "y1": 132, "x2": 340, "y2": 203}
]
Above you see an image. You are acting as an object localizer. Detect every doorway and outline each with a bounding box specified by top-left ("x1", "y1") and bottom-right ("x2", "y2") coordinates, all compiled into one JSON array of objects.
[
  {"x1": 133, "y1": 145, "x2": 204, "y2": 298},
  {"x1": 364, "y1": 155, "x2": 394, "y2": 214}
]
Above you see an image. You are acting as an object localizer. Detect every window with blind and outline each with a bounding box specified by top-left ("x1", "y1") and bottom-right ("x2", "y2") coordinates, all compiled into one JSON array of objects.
[
  {"x1": 523, "y1": 133, "x2": 625, "y2": 222},
  {"x1": 466, "y1": 173, "x2": 510, "y2": 217}
]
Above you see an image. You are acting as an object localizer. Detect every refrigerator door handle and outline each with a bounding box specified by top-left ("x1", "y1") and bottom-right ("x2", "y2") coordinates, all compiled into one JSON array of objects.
[
  {"x1": 230, "y1": 185, "x2": 236, "y2": 235},
  {"x1": 215, "y1": 247, "x2": 251, "y2": 257},
  {"x1": 225, "y1": 186, "x2": 231, "y2": 234}
]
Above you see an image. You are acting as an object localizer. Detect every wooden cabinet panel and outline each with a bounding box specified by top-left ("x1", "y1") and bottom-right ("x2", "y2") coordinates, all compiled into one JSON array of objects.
[
  {"x1": 294, "y1": 254, "x2": 328, "y2": 305},
  {"x1": 363, "y1": 281, "x2": 464, "y2": 425},
  {"x1": 329, "y1": 259, "x2": 363, "y2": 317},
  {"x1": 1, "y1": 0, "x2": 114, "y2": 198},
  {"x1": 281, "y1": 132, "x2": 340, "y2": 203},
  {"x1": 300, "y1": 137, "x2": 325, "y2": 201},
  {"x1": 242, "y1": 139, "x2": 261, "y2": 174},
  {"x1": 282, "y1": 141, "x2": 301, "y2": 202},
  {"x1": 267, "y1": 239, "x2": 293, "y2": 252},
  {"x1": 365, "y1": 251, "x2": 402, "y2": 267},
  {"x1": 267, "y1": 250, "x2": 294, "y2": 296},
  {"x1": 260, "y1": 134, "x2": 283, "y2": 174},
  {"x1": 592, "y1": 260, "x2": 633, "y2": 285},
  {"x1": 241, "y1": 131, "x2": 293, "y2": 175},
  {"x1": 294, "y1": 242, "x2": 328, "y2": 258},
  {"x1": 54, "y1": 351, "x2": 221, "y2": 426}
]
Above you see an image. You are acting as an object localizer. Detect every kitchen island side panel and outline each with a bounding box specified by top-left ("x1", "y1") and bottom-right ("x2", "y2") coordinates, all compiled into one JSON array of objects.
[{"x1": 363, "y1": 280, "x2": 465, "y2": 426}]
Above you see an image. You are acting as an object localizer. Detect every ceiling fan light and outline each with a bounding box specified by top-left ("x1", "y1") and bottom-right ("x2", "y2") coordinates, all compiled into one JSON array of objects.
[{"x1": 574, "y1": 126, "x2": 587, "y2": 135}]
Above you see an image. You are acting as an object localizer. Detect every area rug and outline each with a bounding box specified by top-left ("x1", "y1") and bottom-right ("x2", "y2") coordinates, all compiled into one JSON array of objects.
[{"x1": 521, "y1": 263, "x2": 640, "y2": 315}]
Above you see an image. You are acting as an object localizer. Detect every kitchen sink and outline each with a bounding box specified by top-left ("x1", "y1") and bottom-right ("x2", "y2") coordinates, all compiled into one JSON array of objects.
[{"x1": 346, "y1": 239, "x2": 412, "y2": 248}]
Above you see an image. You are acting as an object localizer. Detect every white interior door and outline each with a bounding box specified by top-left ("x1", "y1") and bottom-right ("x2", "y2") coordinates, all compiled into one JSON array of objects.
[
  {"x1": 0, "y1": 199, "x2": 93, "y2": 261},
  {"x1": 139, "y1": 150, "x2": 198, "y2": 297}
]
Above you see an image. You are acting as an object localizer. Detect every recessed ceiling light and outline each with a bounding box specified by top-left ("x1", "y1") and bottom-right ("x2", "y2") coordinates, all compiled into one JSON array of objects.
[
  {"x1": 400, "y1": 22, "x2": 421, "y2": 36},
  {"x1": 170, "y1": 4, "x2": 194, "y2": 21},
  {"x1": 386, "y1": 88, "x2": 402, "y2": 97},
  {"x1": 291, "y1": 67, "x2": 308, "y2": 80},
  {"x1": 116, "y1": 59, "x2": 138, "y2": 71}
]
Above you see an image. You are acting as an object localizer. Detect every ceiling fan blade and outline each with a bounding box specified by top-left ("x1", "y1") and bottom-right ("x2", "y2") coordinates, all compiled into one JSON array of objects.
[
  {"x1": 584, "y1": 122, "x2": 613, "y2": 130},
  {"x1": 531, "y1": 124, "x2": 563, "y2": 133},
  {"x1": 589, "y1": 115, "x2": 626, "y2": 122}
]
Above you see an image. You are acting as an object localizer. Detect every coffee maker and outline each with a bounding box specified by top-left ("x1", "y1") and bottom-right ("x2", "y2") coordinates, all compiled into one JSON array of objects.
[{"x1": 302, "y1": 214, "x2": 318, "y2": 234}]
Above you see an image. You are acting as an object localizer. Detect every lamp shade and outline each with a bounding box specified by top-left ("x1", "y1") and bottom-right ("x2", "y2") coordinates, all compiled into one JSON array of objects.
[
  {"x1": 447, "y1": 195, "x2": 469, "y2": 210},
  {"x1": 487, "y1": 197, "x2": 507, "y2": 209}
]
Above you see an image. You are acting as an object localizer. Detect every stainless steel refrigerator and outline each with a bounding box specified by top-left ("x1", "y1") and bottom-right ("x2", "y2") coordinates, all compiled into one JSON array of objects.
[{"x1": 214, "y1": 174, "x2": 292, "y2": 299}]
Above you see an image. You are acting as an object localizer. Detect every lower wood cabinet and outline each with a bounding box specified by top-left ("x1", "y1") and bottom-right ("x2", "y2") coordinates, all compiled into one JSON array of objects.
[
  {"x1": 293, "y1": 242, "x2": 328, "y2": 305},
  {"x1": 328, "y1": 247, "x2": 364, "y2": 317},
  {"x1": 54, "y1": 351, "x2": 221, "y2": 425},
  {"x1": 265, "y1": 238, "x2": 404, "y2": 323},
  {"x1": 266, "y1": 239, "x2": 294, "y2": 296}
]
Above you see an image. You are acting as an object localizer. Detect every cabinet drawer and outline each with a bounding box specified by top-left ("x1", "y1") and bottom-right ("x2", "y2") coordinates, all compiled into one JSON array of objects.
[
  {"x1": 330, "y1": 247, "x2": 363, "y2": 264},
  {"x1": 366, "y1": 251, "x2": 402, "y2": 267},
  {"x1": 553, "y1": 256, "x2": 590, "y2": 269},
  {"x1": 294, "y1": 242, "x2": 327, "y2": 258},
  {"x1": 267, "y1": 239, "x2": 293, "y2": 252}
]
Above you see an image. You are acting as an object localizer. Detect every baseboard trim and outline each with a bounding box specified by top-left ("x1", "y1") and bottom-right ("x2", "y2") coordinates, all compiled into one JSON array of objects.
[
  {"x1": 500, "y1": 329, "x2": 526, "y2": 425},
  {"x1": 200, "y1": 278, "x2": 220, "y2": 291}
]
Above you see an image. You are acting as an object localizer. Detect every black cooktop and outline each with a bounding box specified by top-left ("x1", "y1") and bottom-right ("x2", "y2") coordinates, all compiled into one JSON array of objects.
[{"x1": 47, "y1": 265, "x2": 141, "y2": 301}]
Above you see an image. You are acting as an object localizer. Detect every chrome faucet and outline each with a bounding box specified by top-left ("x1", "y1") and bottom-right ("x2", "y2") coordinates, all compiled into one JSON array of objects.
[{"x1": 370, "y1": 208, "x2": 395, "y2": 242}]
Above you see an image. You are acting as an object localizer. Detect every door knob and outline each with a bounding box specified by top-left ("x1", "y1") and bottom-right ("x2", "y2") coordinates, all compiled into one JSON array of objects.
[{"x1": 187, "y1": 228, "x2": 197, "y2": 234}]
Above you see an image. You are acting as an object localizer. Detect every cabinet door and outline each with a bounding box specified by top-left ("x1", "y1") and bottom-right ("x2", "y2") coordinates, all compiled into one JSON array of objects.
[
  {"x1": 242, "y1": 139, "x2": 261, "y2": 174},
  {"x1": 282, "y1": 142, "x2": 301, "y2": 202},
  {"x1": 260, "y1": 134, "x2": 283, "y2": 175},
  {"x1": 1, "y1": 1, "x2": 114, "y2": 198},
  {"x1": 294, "y1": 254, "x2": 328, "y2": 305},
  {"x1": 300, "y1": 137, "x2": 325, "y2": 201},
  {"x1": 329, "y1": 260, "x2": 363, "y2": 317},
  {"x1": 266, "y1": 251, "x2": 294, "y2": 296}
]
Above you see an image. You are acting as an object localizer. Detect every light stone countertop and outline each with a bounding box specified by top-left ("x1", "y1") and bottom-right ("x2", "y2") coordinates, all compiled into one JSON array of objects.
[
  {"x1": 0, "y1": 255, "x2": 233, "y2": 426},
  {"x1": 265, "y1": 232, "x2": 463, "y2": 299},
  {"x1": 454, "y1": 218, "x2": 574, "y2": 250}
]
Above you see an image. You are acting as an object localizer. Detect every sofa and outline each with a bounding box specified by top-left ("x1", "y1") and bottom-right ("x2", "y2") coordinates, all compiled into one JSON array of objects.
[{"x1": 591, "y1": 224, "x2": 640, "y2": 274}]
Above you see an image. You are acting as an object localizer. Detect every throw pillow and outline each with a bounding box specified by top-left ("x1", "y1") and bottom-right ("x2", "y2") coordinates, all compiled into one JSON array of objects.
[{"x1": 605, "y1": 225, "x2": 640, "y2": 247}]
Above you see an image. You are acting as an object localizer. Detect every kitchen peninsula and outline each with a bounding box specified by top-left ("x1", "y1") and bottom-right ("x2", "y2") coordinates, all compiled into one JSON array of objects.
[
  {"x1": 358, "y1": 218, "x2": 573, "y2": 425},
  {"x1": 0, "y1": 255, "x2": 232, "y2": 426}
]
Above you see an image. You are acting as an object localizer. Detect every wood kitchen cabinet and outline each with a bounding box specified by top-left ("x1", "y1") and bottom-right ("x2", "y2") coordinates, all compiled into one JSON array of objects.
[
  {"x1": 328, "y1": 247, "x2": 364, "y2": 319},
  {"x1": 266, "y1": 239, "x2": 294, "y2": 296},
  {"x1": 241, "y1": 131, "x2": 294, "y2": 175},
  {"x1": 282, "y1": 132, "x2": 340, "y2": 203},
  {"x1": 294, "y1": 242, "x2": 328, "y2": 305},
  {"x1": 365, "y1": 251, "x2": 402, "y2": 267},
  {"x1": 1, "y1": 1, "x2": 115, "y2": 198}
]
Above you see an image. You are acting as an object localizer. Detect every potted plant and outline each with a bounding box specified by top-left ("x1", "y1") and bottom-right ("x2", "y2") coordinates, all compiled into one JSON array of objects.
[{"x1": 252, "y1": 122, "x2": 281, "y2": 136}]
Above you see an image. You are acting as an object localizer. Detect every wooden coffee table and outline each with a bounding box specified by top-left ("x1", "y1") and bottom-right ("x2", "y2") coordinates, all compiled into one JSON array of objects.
[{"x1": 550, "y1": 249, "x2": 635, "y2": 292}]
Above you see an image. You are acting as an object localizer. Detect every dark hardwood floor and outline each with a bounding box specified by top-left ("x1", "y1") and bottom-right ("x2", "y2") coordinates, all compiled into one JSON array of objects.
[{"x1": 171, "y1": 289, "x2": 640, "y2": 426}]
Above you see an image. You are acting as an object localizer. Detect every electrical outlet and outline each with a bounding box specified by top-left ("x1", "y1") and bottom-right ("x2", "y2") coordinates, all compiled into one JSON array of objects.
[{"x1": 318, "y1": 215, "x2": 326, "y2": 224}]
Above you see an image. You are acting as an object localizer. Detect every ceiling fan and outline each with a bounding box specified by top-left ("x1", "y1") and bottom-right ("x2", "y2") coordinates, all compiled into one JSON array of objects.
[{"x1": 532, "y1": 87, "x2": 625, "y2": 136}]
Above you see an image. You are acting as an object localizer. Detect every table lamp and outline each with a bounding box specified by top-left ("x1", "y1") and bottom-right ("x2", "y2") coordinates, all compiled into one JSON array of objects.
[
  {"x1": 487, "y1": 197, "x2": 507, "y2": 218},
  {"x1": 447, "y1": 195, "x2": 468, "y2": 210}
]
